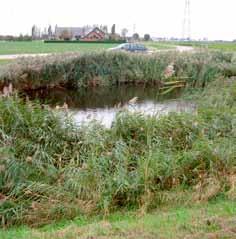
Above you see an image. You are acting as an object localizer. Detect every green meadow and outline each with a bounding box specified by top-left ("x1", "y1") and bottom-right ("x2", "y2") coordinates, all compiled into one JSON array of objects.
[{"x1": 0, "y1": 41, "x2": 175, "y2": 55}]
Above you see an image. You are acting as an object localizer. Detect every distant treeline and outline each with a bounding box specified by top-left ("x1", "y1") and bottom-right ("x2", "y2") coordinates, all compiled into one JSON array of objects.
[
  {"x1": 44, "y1": 40, "x2": 126, "y2": 44},
  {"x1": 0, "y1": 35, "x2": 32, "y2": 41}
]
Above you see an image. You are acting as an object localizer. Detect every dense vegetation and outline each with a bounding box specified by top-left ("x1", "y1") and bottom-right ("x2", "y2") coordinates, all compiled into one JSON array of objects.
[
  {"x1": 0, "y1": 51, "x2": 236, "y2": 229},
  {"x1": 0, "y1": 51, "x2": 234, "y2": 92},
  {"x1": 0, "y1": 78, "x2": 236, "y2": 227}
]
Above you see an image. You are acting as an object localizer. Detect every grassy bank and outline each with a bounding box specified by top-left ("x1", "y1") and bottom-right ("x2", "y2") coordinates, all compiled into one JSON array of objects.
[
  {"x1": 1, "y1": 197, "x2": 236, "y2": 239},
  {"x1": 0, "y1": 51, "x2": 234, "y2": 92},
  {"x1": 0, "y1": 60, "x2": 12, "y2": 65},
  {"x1": 1, "y1": 75, "x2": 236, "y2": 228}
]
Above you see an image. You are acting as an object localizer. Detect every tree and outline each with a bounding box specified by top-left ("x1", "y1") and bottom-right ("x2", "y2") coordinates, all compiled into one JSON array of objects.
[
  {"x1": 121, "y1": 28, "x2": 128, "y2": 38},
  {"x1": 111, "y1": 24, "x2": 116, "y2": 34},
  {"x1": 48, "y1": 25, "x2": 53, "y2": 38},
  {"x1": 144, "y1": 34, "x2": 151, "y2": 41},
  {"x1": 19, "y1": 34, "x2": 24, "y2": 41},
  {"x1": 43, "y1": 27, "x2": 47, "y2": 35},
  {"x1": 60, "y1": 30, "x2": 72, "y2": 40},
  {"x1": 31, "y1": 25, "x2": 36, "y2": 39},
  {"x1": 31, "y1": 25, "x2": 41, "y2": 39},
  {"x1": 37, "y1": 27, "x2": 41, "y2": 39},
  {"x1": 101, "y1": 25, "x2": 108, "y2": 34},
  {"x1": 132, "y1": 33, "x2": 139, "y2": 41},
  {"x1": 92, "y1": 24, "x2": 99, "y2": 29}
]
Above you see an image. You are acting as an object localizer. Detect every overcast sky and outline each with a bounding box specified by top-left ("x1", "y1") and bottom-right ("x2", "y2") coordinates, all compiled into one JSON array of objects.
[{"x1": 0, "y1": 0, "x2": 235, "y2": 40}]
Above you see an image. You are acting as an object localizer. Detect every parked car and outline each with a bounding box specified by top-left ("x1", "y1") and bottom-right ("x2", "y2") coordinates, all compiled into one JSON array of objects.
[{"x1": 108, "y1": 43, "x2": 148, "y2": 53}]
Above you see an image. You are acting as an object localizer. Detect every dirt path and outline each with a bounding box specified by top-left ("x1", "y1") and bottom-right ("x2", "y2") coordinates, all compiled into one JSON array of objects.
[{"x1": 0, "y1": 53, "x2": 50, "y2": 60}]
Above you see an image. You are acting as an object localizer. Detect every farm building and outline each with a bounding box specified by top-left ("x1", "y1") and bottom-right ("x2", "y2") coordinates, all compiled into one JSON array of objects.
[
  {"x1": 83, "y1": 27, "x2": 106, "y2": 41},
  {"x1": 55, "y1": 26, "x2": 106, "y2": 41}
]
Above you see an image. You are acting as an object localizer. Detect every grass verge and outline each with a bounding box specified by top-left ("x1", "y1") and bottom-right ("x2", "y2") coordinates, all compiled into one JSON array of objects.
[
  {"x1": 0, "y1": 60, "x2": 12, "y2": 65},
  {"x1": 0, "y1": 197, "x2": 236, "y2": 239}
]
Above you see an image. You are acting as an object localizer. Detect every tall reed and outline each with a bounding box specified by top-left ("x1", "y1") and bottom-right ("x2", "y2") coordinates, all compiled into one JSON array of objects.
[
  {"x1": 1, "y1": 77, "x2": 236, "y2": 227},
  {"x1": 0, "y1": 51, "x2": 234, "y2": 92}
]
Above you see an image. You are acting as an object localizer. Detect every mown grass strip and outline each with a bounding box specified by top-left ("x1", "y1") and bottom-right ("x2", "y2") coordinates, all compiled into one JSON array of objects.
[{"x1": 0, "y1": 198, "x2": 235, "y2": 239}]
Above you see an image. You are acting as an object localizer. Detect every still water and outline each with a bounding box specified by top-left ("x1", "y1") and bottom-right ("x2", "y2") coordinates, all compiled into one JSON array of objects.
[{"x1": 29, "y1": 85, "x2": 195, "y2": 127}]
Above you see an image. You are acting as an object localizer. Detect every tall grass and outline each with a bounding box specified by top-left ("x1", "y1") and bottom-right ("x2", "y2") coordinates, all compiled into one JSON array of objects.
[
  {"x1": 1, "y1": 77, "x2": 236, "y2": 227},
  {"x1": 0, "y1": 51, "x2": 234, "y2": 92}
]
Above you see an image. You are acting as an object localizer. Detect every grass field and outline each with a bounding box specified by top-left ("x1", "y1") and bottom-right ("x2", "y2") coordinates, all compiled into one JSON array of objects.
[
  {"x1": 0, "y1": 41, "x2": 119, "y2": 55},
  {"x1": 143, "y1": 41, "x2": 176, "y2": 50},
  {"x1": 176, "y1": 41, "x2": 236, "y2": 52},
  {"x1": 1, "y1": 198, "x2": 235, "y2": 239},
  {"x1": 0, "y1": 40, "x2": 235, "y2": 56},
  {"x1": 207, "y1": 42, "x2": 236, "y2": 51},
  {"x1": 0, "y1": 41, "x2": 175, "y2": 55}
]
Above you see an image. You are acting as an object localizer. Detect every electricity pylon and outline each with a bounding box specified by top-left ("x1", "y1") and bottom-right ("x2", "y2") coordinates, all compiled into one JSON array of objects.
[{"x1": 182, "y1": 0, "x2": 191, "y2": 40}]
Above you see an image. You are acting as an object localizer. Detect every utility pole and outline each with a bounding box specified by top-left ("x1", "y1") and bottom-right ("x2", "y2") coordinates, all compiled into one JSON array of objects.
[
  {"x1": 133, "y1": 24, "x2": 136, "y2": 35},
  {"x1": 182, "y1": 0, "x2": 191, "y2": 40}
]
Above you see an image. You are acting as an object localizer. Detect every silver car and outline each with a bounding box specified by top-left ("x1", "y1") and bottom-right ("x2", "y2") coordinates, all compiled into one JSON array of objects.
[{"x1": 108, "y1": 43, "x2": 148, "y2": 53}]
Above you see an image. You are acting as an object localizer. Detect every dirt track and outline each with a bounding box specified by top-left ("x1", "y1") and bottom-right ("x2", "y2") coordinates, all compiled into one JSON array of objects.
[{"x1": 0, "y1": 53, "x2": 50, "y2": 60}]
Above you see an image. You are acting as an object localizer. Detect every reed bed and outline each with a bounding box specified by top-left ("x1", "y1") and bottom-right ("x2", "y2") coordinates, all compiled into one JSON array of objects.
[
  {"x1": 0, "y1": 51, "x2": 234, "y2": 93},
  {"x1": 0, "y1": 50, "x2": 236, "y2": 227},
  {"x1": 0, "y1": 76, "x2": 236, "y2": 227}
]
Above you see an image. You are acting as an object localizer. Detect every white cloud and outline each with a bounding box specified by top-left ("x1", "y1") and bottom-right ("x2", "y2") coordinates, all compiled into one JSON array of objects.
[{"x1": 0, "y1": 0, "x2": 235, "y2": 40}]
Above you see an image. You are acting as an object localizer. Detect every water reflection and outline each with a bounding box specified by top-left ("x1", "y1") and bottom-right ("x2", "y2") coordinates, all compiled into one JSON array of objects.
[
  {"x1": 28, "y1": 85, "x2": 195, "y2": 128},
  {"x1": 71, "y1": 100, "x2": 195, "y2": 128}
]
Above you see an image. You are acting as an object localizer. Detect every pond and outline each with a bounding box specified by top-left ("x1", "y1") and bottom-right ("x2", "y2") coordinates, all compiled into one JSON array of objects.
[{"x1": 27, "y1": 85, "x2": 196, "y2": 128}]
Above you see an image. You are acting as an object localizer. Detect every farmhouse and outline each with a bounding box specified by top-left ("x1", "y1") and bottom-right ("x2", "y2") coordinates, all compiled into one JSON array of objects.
[
  {"x1": 83, "y1": 27, "x2": 106, "y2": 41},
  {"x1": 55, "y1": 26, "x2": 106, "y2": 41}
]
